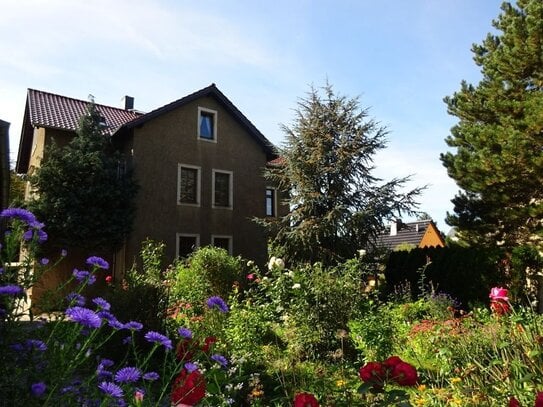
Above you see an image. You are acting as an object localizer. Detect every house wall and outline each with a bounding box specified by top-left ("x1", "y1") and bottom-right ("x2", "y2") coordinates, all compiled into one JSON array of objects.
[
  {"x1": 419, "y1": 224, "x2": 445, "y2": 248},
  {"x1": 122, "y1": 95, "x2": 272, "y2": 270}
]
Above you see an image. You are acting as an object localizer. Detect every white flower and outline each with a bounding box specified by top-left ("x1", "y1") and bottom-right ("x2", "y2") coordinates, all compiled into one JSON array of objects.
[
  {"x1": 358, "y1": 249, "x2": 367, "y2": 257},
  {"x1": 292, "y1": 283, "x2": 301, "y2": 289},
  {"x1": 274, "y1": 258, "x2": 285, "y2": 270},
  {"x1": 268, "y1": 256, "x2": 277, "y2": 271}
]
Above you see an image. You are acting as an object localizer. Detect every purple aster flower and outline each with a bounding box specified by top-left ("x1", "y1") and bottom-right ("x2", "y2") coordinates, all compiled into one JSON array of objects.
[
  {"x1": 123, "y1": 321, "x2": 143, "y2": 331},
  {"x1": 37, "y1": 229, "x2": 47, "y2": 243},
  {"x1": 184, "y1": 362, "x2": 198, "y2": 373},
  {"x1": 65, "y1": 306, "x2": 102, "y2": 329},
  {"x1": 0, "y1": 208, "x2": 37, "y2": 224},
  {"x1": 92, "y1": 297, "x2": 111, "y2": 311},
  {"x1": 23, "y1": 229, "x2": 33, "y2": 241},
  {"x1": 73, "y1": 269, "x2": 90, "y2": 282},
  {"x1": 99, "y1": 358, "x2": 115, "y2": 368},
  {"x1": 40, "y1": 258, "x2": 49, "y2": 266},
  {"x1": 61, "y1": 248, "x2": 68, "y2": 257},
  {"x1": 0, "y1": 285, "x2": 24, "y2": 296},
  {"x1": 86, "y1": 256, "x2": 109, "y2": 270},
  {"x1": 177, "y1": 327, "x2": 193, "y2": 339},
  {"x1": 211, "y1": 354, "x2": 228, "y2": 367},
  {"x1": 206, "y1": 296, "x2": 229, "y2": 313},
  {"x1": 114, "y1": 366, "x2": 141, "y2": 383},
  {"x1": 66, "y1": 292, "x2": 86, "y2": 306},
  {"x1": 122, "y1": 336, "x2": 132, "y2": 345},
  {"x1": 25, "y1": 339, "x2": 47, "y2": 351},
  {"x1": 97, "y1": 381, "x2": 123, "y2": 398},
  {"x1": 144, "y1": 331, "x2": 172, "y2": 350},
  {"x1": 142, "y1": 371, "x2": 159, "y2": 381},
  {"x1": 31, "y1": 381, "x2": 46, "y2": 397}
]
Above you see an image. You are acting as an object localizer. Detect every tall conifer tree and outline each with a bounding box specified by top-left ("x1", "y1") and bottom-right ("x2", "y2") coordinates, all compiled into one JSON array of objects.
[
  {"x1": 29, "y1": 101, "x2": 138, "y2": 252},
  {"x1": 260, "y1": 83, "x2": 423, "y2": 265},
  {"x1": 441, "y1": 0, "x2": 543, "y2": 250}
]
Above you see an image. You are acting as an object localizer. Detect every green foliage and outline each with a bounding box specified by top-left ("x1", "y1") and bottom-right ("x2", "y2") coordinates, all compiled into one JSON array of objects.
[
  {"x1": 8, "y1": 170, "x2": 25, "y2": 206},
  {"x1": 510, "y1": 245, "x2": 543, "y2": 303},
  {"x1": 28, "y1": 101, "x2": 138, "y2": 251},
  {"x1": 384, "y1": 246, "x2": 506, "y2": 308},
  {"x1": 186, "y1": 246, "x2": 244, "y2": 298},
  {"x1": 259, "y1": 82, "x2": 423, "y2": 266},
  {"x1": 441, "y1": 0, "x2": 543, "y2": 251},
  {"x1": 107, "y1": 239, "x2": 168, "y2": 333}
]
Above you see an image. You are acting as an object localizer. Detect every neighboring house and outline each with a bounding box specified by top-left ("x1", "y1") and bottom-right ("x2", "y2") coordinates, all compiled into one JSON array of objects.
[
  {"x1": 16, "y1": 84, "x2": 282, "y2": 280},
  {"x1": 376, "y1": 219, "x2": 446, "y2": 251}
]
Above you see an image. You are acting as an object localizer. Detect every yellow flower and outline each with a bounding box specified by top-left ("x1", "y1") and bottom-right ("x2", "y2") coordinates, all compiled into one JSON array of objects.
[
  {"x1": 450, "y1": 377, "x2": 462, "y2": 384},
  {"x1": 336, "y1": 379, "x2": 346, "y2": 388},
  {"x1": 417, "y1": 384, "x2": 427, "y2": 391}
]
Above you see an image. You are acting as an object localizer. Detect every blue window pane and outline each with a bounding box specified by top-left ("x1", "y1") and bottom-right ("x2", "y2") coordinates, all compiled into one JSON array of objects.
[{"x1": 200, "y1": 113, "x2": 214, "y2": 139}]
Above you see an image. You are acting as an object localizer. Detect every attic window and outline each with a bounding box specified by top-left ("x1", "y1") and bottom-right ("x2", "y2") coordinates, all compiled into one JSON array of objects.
[{"x1": 198, "y1": 107, "x2": 217, "y2": 142}]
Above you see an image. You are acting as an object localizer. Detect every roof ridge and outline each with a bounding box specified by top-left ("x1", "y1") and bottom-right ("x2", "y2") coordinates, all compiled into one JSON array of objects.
[{"x1": 27, "y1": 88, "x2": 134, "y2": 113}]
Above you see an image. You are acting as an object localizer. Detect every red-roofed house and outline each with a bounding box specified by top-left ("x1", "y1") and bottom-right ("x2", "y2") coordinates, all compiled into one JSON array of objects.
[{"x1": 16, "y1": 85, "x2": 284, "y2": 282}]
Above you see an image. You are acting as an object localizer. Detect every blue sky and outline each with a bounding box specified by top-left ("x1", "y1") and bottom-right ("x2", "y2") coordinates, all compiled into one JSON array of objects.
[{"x1": 0, "y1": 0, "x2": 504, "y2": 230}]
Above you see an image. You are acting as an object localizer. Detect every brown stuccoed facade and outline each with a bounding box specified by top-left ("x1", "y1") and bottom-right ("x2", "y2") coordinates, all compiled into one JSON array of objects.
[{"x1": 16, "y1": 84, "x2": 285, "y2": 291}]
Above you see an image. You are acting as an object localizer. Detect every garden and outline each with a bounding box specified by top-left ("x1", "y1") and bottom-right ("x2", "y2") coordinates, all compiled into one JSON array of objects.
[{"x1": 1, "y1": 207, "x2": 542, "y2": 406}]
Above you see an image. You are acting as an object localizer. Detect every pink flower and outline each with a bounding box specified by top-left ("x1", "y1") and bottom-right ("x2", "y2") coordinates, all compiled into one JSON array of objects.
[
  {"x1": 489, "y1": 287, "x2": 509, "y2": 302},
  {"x1": 247, "y1": 273, "x2": 256, "y2": 281},
  {"x1": 535, "y1": 391, "x2": 543, "y2": 407}
]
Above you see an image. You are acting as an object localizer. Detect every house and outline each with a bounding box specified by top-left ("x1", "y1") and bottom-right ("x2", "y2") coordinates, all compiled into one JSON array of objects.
[
  {"x1": 16, "y1": 84, "x2": 282, "y2": 280},
  {"x1": 376, "y1": 219, "x2": 446, "y2": 251}
]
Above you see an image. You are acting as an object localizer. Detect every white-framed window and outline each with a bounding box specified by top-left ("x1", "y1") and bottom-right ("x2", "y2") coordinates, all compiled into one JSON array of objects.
[
  {"x1": 178, "y1": 164, "x2": 201, "y2": 206},
  {"x1": 212, "y1": 169, "x2": 233, "y2": 209},
  {"x1": 265, "y1": 187, "x2": 276, "y2": 217},
  {"x1": 198, "y1": 107, "x2": 217, "y2": 142},
  {"x1": 176, "y1": 233, "x2": 200, "y2": 258},
  {"x1": 211, "y1": 235, "x2": 233, "y2": 255}
]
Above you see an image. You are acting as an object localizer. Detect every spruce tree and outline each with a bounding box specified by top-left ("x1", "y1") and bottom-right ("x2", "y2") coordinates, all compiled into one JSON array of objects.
[
  {"x1": 260, "y1": 83, "x2": 423, "y2": 266},
  {"x1": 441, "y1": 0, "x2": 543, "y2": 250},
  {"x1": 29, "y1": 101, "x2": 138, "y2": 252}
]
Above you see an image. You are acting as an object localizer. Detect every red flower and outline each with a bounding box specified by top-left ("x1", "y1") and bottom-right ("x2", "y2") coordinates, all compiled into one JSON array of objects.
[
  {"x1": 390, "y1": 361, "x2": 418, "y2": 386},
  {"x1": 105, "y1": 275, "x2": 113, "y2": 285},
  {"x1": 176, "y1": 339, "x2": 195, "y2": 361},
  {"x1": 359, "y1": 362, "x2": 385, "y2": 386},
  {"x1": 382, "y1": 356, "x2": 403, "y2": 370},
  {"x1": 202, "y1": 336, "x2": 217, "y2": 353},
  {"x1": 535, "y1": 391, "x2": 543, "y2": 407},
  {"x1": 293, "y1": 392, "x2": 319, "y2": 407},
  {"x1": 171, "y1": 369, "x2": 206, "y2": 406},
  {"x1": 508, "y1": 397, "x2": 520, "y2": 407},
  {"x1": 490, "y1": 300, "x2": 511, "y2": 315}
]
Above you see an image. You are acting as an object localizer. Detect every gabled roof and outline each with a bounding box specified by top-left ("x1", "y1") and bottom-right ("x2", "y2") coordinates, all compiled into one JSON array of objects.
[
  {"x1": 376, "y1": 220, "x2": 442, "y2": 250},
  {"x1": 16, "y1": 89, "x2": 142, "y2": 173},
  {"x1": 116, "y1": 83, "x2": 276, "y2": 158}
]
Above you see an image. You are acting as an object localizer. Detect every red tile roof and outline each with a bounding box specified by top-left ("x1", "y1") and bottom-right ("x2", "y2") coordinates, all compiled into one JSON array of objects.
[{"x1": 27, "y1": 89, "x2": 142, "y2": 134}]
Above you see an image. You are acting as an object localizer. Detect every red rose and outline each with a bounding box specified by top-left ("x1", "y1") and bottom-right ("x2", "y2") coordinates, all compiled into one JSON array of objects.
[
  {"x1": 508, "y1": 397, "x2": 520, "y2": 407},
  {"x1": 171, "y1": 369, "x2": 206, "y2": 406},
  {"x1": 359, "y1": 362, "x2": 385, "y2": 386},
  {"x1": 105, "y1": 275, "x2": 113, "y2": 285},
  {"x1": 535, "y1": 391, "x2": 543, "y2": 407},
  {"x1": 490, "y1": 300, "x2": 511, "y2": 315},
  {"x1": 293, "y1": 392, "x2": 319, "y2": 407},
  {"x1": 390, "y1": 361, "x2": 418, "y2": 386}
]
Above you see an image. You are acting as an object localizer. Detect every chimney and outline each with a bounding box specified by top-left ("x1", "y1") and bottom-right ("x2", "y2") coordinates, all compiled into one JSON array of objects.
[
  {"x1": 123, "y1": 96, "x2": 134, "y2": 110},
  {"x1": 390, "y1": 219, "x2": 399, "y2": 236}
]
